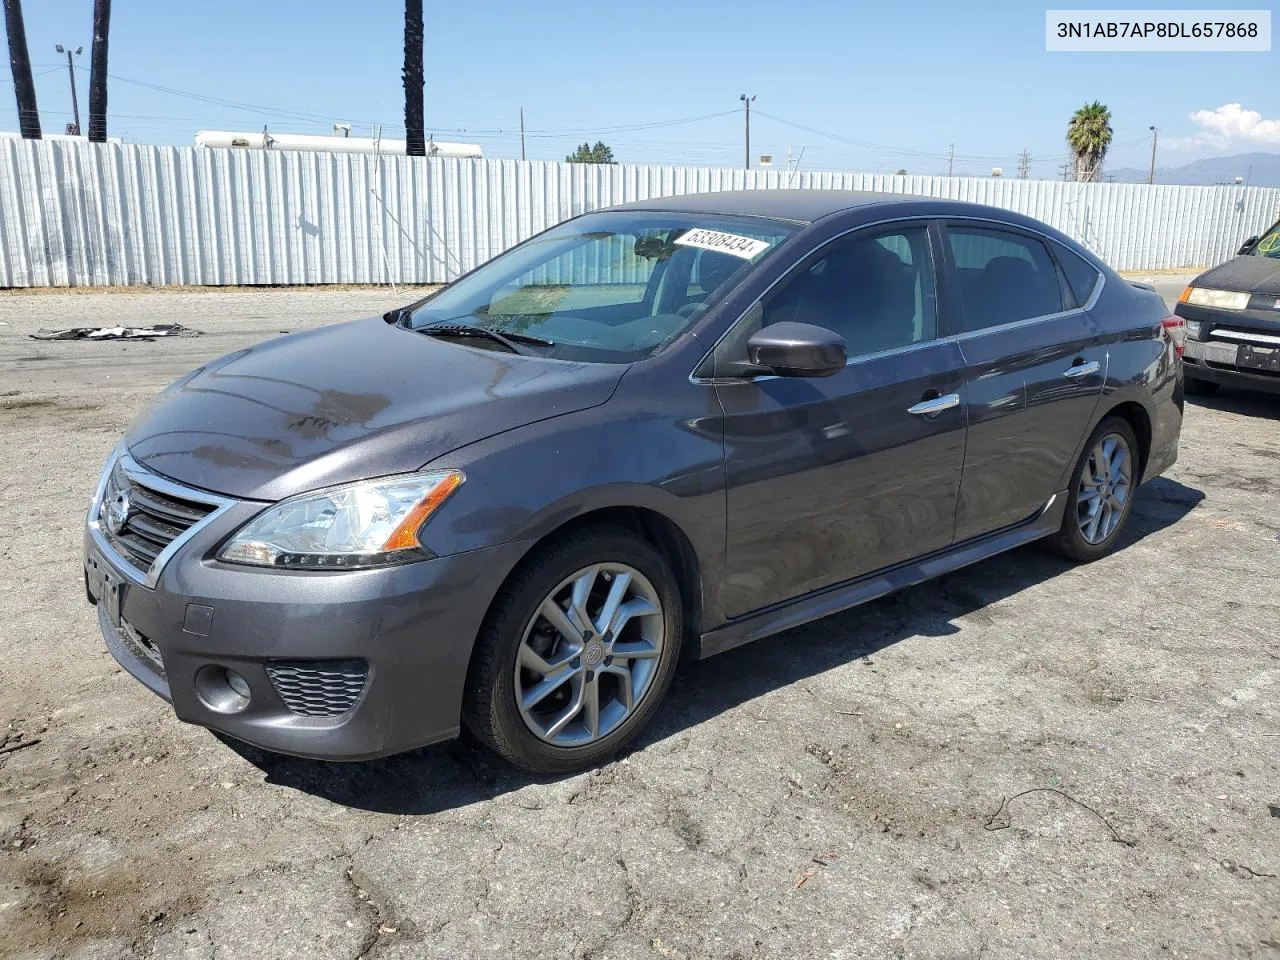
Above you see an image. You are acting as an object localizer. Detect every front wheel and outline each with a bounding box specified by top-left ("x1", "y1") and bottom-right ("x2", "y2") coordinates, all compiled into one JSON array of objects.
[
  {"x1": 1044, "y1": 416, "x2": 1140, "y2": 562},
  {"x1": 462, "y1": 526, "x2": 683, "y2": 773}
]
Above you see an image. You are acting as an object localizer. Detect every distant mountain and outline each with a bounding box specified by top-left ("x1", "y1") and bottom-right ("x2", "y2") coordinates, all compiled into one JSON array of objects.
[{"x1": 1106, "y1": 152, "x2": 1280, "y2": 186}]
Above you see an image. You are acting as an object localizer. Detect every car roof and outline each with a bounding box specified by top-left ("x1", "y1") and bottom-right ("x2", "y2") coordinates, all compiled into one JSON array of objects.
[
  {"x1": 601, "y1": 189, "x2": 1106, "y2": 270},
  {"x1": 607, "y1": 189, "x2": 910, "y2": 224}
]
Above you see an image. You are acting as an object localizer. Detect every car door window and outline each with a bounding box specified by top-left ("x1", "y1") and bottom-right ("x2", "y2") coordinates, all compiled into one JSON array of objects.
[
  {"x1": 947, "y1": 227, "x2": 1065, "y2": 330},
  {"x1": 761, "y1": 225, "x2": 937, "y2": 357}
]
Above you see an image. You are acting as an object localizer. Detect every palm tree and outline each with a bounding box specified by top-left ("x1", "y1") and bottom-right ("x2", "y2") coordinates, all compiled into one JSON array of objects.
[
  {"x1": 403, "y1": 0, "x2": 425, "y2": 157},
  {"x1": 87, "y1": 0, "x2": 110, "y2": 141},
  {"x1": 1066, "y1": 101, "x2": 1112, "y2": 183},
  {"x1": 2, "y1": 0, "x2": 42, "y2": 138}
]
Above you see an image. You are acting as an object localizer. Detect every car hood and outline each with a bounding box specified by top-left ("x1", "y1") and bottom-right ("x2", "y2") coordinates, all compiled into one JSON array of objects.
[
  {"x1": 125, "y1": 318, "x2": 626, "y2": 501},
  {"x1": 1195, "y1": 255, "x2": 1280, "y2": 296}
]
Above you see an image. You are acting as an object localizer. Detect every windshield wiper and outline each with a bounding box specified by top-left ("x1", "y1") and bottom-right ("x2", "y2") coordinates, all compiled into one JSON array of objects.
[
  {"x1": 417, "y1": 322, "x2": 552, "y2": 355},
  {"x1": 479, "y1": 325, "x2": 554, "y2": 347}
]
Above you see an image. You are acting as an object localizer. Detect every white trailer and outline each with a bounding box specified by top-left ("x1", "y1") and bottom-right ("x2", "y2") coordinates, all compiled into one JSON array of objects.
[{"x1": 194, "y1": 130, "x2": 482, "y2": 158}]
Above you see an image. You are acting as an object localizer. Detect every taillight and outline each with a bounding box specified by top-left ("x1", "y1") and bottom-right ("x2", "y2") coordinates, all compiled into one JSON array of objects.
[{"x1": 1161, "y1": 316, "x2": 1186, "y2": 357}]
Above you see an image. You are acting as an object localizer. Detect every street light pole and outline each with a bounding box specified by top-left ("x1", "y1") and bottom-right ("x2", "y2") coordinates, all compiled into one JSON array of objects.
[
  {"x1": 55, "y1": 43, "x2": 82, "y2": 135},
  {"x1": 740, "y1": 94, "x2": 755, "y2": 169},
  {"x1": 1147, "y1": 126, "x2": 1158, "y2": 185}
]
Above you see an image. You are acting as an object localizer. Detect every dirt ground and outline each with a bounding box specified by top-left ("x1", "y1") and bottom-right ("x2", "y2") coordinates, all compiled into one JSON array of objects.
[{"x1": 0, "y1": 282, "x2": 1277, "y2": 960}]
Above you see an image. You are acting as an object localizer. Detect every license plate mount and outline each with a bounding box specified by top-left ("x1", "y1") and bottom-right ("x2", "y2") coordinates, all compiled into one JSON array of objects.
[
  {"x1": 87, "y1": 553, "x2": 124, "y2": 627},
  {"x1": 1237, "y1": 344, "x2": 1280, "y2": 372}
]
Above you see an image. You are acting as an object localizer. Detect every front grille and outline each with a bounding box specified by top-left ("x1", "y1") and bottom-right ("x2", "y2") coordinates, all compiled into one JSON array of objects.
[
  {"x1": 99, "y1": 460, "x2": 217, "y2": 576},
  {"x1": 1209, "y1": 326, "x2": 1280, "y2": 348},
  {"x1": 266, "y1": 660, "x2": 368, "y2": 717}
]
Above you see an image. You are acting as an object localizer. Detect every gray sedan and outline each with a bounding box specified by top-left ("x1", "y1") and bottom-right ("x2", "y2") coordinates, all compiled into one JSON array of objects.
[{"x1": 84, "y1": 190, "x2": 1184, "y2": 773}]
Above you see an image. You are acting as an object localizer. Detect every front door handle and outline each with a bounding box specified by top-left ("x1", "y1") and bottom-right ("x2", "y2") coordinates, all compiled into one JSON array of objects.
[
  {"x1": 1063, "y1": 360, "x2": 1100, "y2": 379},
  {"x1": 907, "y1": 392, "x2": 960, "y2": 416}
]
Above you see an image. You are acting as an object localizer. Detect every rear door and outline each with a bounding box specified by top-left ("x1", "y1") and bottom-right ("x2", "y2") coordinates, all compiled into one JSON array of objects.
[
  {"x1": 713, "y1": 221, "x2": 968, "y2": 618},
  {"x1": 941, "y1": 222, "x2": 1108, "y2": 541}
]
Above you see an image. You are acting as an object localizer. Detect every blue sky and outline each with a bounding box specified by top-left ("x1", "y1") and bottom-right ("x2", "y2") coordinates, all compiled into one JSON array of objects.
[{"x1": 2, "y1": 0, "x2": 1275, "y2": 178}]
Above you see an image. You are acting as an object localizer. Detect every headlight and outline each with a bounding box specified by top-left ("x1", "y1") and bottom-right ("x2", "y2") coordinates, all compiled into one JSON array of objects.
[
  {"x1": 1183, "y1": 287, "x2": 1249, "y2": 310},
  {"x1": 1184, "y1": 319, "x2": 1202, "y2": 340},
  {"x1": 218, "y1": 471, "x2": 463, "y2": 569}
]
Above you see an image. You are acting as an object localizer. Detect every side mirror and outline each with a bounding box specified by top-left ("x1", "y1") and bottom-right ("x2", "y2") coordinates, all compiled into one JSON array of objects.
[
  {"x1": 746, "y1": 321, "x2": 846, "y2": 378},
  {"x1": 1239, "y1": 235, "x2": 1260, "y2": 255}
]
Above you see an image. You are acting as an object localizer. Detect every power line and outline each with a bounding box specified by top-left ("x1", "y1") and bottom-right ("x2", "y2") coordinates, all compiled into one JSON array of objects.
[
  {"x1": 754, "y1": 110, "x2": 1044, "y2": 163},
  {"x1": 0, "y1": 65, "x2": 63, "y2": 86},
  {"x1": 70, "y1": 68, "x2": 741, "y2": 141}
]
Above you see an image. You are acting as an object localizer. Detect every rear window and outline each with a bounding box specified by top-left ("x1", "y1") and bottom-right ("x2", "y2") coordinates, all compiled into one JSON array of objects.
[{"x1": 1053, "y1": 242, "x2": 1102, "y2": 308}]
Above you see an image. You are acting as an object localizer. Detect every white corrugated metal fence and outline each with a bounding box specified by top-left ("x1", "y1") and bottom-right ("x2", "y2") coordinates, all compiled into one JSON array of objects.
[{"x1": 1, "y1": 139, "x2": 1277, "y2": 287}]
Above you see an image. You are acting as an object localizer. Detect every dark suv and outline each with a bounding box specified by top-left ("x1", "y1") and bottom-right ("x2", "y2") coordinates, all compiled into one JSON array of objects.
[
  {"x1": 1177, "y1": 217, "x2": 1280, "y2": 396},
  {"x1": 85, "y1": 191, "x2": 1184, "y2": 773}
]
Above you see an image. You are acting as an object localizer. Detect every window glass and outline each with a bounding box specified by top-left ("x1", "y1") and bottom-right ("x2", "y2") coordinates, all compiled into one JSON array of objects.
[
  {"x1": 947, "y1": 227, "x2": 1064, "y2": 329},
  {"x1": 409, "y1": 211, "x2": 794, "y2": 363},
  {"x1": 1251, "y1": 220, "x2": 1280, "y2": 259},
  {"x1": 1052, "y1": 242, "x2": 1102, "y2": 308},
  {"x1": 761, "y1": 226, "x2": 937, "y2": 357}
]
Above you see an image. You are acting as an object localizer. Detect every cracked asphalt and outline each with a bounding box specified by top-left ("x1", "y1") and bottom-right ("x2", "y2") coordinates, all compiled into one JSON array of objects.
[{"x1": 1, "y1": 281, "x2": 1277, "y2": 960}]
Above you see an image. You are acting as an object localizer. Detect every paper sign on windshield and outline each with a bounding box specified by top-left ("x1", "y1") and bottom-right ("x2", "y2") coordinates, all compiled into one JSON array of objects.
[{"x1": 673, "y1": 228, "x2": 771, "y2": 260}]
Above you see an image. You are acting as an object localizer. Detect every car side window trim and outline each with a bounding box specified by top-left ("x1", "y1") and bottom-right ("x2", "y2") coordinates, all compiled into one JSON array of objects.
[
  {"x1": 936, "y1": 220, "x2": 1105, "y2": 340},
  {"x1": 1044, "y1": 238, "x2": 1103, "y2": 309},
  {"x1": 690, "y1": 217, "x2": 943, "y2": 382},
  {"x1": 689, "y1": 213, "x2": 1106, "y2": 382}
]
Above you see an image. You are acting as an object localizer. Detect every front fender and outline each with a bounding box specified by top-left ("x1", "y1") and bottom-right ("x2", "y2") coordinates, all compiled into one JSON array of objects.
[{"x1": 416, "y1": 383, "x2": 729, "y2": 627}]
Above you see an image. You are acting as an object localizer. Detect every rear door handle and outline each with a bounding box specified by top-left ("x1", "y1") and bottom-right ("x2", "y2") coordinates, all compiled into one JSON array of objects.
[
  {"x1": 1063, "y1": 360, "x2": 1100, "y2": 379},
  {"x1": 907, "y1": 393, "x2": 960, "y2": 416}
]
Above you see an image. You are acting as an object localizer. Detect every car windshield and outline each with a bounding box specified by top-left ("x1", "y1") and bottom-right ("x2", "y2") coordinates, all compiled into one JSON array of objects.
[
  {"x1": 407, "y1": 210, "x2": 796, "y2": 362},
  {"x1": 1252, "y1": 221, "x2": 1280, "y2": 259}
]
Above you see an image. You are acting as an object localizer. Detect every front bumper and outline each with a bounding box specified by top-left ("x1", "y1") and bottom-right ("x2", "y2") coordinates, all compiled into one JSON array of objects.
[
  {"x1": 1177, "y1": 302, "x2": 1280, "y2": 394},
  {"x1": 85, "y1": 499, "x2": 531, "y2": 761},
  {"x1": 1183, "y1": 338, "x2": 1280, "y2": 394}
]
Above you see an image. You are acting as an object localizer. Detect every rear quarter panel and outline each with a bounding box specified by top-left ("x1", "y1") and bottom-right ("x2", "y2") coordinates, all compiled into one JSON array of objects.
[{"x1": 1064, "y1": 275, "x2": 1182, "y2": 487}]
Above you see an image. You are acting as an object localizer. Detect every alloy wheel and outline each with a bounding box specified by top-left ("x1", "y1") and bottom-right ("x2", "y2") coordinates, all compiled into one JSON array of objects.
[
  {"x1": 1076, "y1": 433, "x2": 1132, "y2": 545},
  {"x1": 513, "y1": 563, "x2": 665, "y2": 747}
]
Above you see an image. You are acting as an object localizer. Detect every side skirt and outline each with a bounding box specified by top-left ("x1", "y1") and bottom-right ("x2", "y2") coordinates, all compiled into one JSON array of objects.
[{"x1": 696, "y1": 491, "x2": 1068, "y2": 660}]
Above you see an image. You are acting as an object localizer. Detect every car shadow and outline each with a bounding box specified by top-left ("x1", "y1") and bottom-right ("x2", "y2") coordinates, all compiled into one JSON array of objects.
[
  {"x1": 1187, "y1": 387, "x2": 1278, "y2": 419},
  {"x1": 222, "y1": 477, "x2": 1204, "y2": 815}
]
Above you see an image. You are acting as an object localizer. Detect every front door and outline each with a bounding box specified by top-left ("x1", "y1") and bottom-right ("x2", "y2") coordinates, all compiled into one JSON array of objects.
[
  {"x1": 941, "y1": 223, "x2": 1107, "y2": 541},
  {"x1": 713, "y1": 222, "x2": 968, "y2": 619}
]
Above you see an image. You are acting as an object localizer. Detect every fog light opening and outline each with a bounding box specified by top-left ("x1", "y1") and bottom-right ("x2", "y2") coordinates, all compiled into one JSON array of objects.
[
  {"x1": 225, "y1": 669, "x2": 251, "y2": 699},
  {"x1": 195, "y1": 665, "x2": 252, "y2": 714}
]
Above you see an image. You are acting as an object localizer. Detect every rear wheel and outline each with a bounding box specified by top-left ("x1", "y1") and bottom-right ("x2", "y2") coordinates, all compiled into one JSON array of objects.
[
  {"x1": 462, "y1": 526, "x2": 683, "y2": 773},
  {"x1": 1044, "y1": 416, "x2": 1139, "y2": 562},
  {"x1": 1184, "y1": 375, "x2": 1220, "y2": 397}
]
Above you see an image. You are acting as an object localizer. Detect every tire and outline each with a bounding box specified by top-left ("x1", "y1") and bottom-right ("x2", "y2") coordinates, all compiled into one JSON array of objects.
[
  {"x1": 1184, "y1": 375, "x2": 1220, "y2": 397},
  {"x1": 462, "y1": 525, "x2": 683, "y2": 774},
  {"x1": 1044, "y1": 415, "x2": 1141, "y2": 563}
]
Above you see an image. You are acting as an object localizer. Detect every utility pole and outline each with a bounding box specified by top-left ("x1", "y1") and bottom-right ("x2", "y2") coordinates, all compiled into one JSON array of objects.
[
  {"x1": 740, "y1": 93, "x2": 755, "y2": 169},
  {"x1": 55, "y1": 44, "x2": 82, "y2": 134},
  {"x1": 947, "y1": 143, "x2": 954, "y2": 177},
  {"x1": 1147, "y1": 126, "x2": 1158, "y2": 185},
  {"x1": 87, "y1": 0, "x2": 110, "y2": 142},
  {"x1": 519, "y1": 107, "x2": 526, "y2": 161},
  {"x1": 1058, "y1": 162, "x2": 1071, "y2": 181},
  {"x1": 1017, "y1": 149, "x2": 1031, "y2": 179}
]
